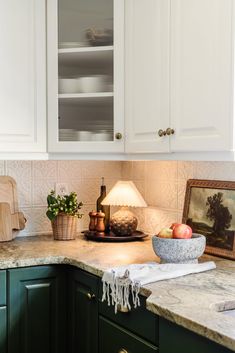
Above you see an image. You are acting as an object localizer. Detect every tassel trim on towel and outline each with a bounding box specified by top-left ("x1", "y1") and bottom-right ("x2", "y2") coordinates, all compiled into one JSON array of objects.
[{"x1": 102, "y1": 269, "x2": 141, "y2": 314}]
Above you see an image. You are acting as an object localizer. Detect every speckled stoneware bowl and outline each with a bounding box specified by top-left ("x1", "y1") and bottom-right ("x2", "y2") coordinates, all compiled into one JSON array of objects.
[{"x1": 152, "y1": 233, "x2": 206, "y2": 264}]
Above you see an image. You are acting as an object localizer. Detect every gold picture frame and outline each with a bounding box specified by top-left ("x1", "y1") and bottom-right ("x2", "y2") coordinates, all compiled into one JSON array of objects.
[{"x1": 182, "y1": 179, "x2": 235, "y2": 260}]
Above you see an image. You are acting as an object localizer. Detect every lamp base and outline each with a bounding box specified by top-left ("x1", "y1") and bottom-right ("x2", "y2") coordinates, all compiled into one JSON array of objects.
[{"x1": 110, "y1": 208, "x2": 138, "y2": 236}]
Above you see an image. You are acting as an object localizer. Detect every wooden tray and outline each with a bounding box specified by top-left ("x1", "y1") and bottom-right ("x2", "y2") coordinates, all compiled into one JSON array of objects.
[{"x1": 84, "y1": 230, "x2": 148, "y2": 242}]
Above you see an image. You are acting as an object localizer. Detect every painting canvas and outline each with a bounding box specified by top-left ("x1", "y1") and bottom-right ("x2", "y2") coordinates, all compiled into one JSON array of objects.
[{"x1": 183, "y1": 179, "x2": 235, "y2": 260}]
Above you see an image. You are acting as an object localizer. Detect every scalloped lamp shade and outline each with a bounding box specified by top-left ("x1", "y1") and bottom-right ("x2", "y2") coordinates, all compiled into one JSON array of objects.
[
  {"x1": 101, "y1": 181, "x2": 147, "y2": 208},
  {"x1": 101, "y1": 181, "x2": 147, "y2": 236}
]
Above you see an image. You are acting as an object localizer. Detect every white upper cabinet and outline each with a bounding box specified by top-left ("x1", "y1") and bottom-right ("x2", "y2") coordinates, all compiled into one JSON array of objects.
[
  {"x1": 125, "y1": 0, "x2": 234, "y2": 154},
  {"x1": 125, "y1": 0, "x2": 170, "y2": 153},
  {"x1": 47, "y1": 0, "x2": 124, "y2": 153},
  {"x1": 0, "y1": 0, "x2": 46, "y2": 153},
  {"x1": 170, "y1": 0, "x2": 233, "y2": 152}
]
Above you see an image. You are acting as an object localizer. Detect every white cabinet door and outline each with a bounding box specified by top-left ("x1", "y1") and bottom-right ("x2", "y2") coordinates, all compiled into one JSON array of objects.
[
  {"x1": 47, "y1": 0, "x2": 124, "y2": 154},
  {"x1": 125, "y1": 0, "x2": 170, "y2": 153},
  {"x1": 0, "y1": 0, "x2": 46, "y2": 153},
  {"x1": 170, "y1": 0, "x2": 233, "y2": 152}
]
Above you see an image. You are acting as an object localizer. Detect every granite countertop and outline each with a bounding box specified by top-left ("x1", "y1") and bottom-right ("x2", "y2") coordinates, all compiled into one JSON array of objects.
[{"x1": 0, "y1": 234, "x2": 235, "y2": 351}]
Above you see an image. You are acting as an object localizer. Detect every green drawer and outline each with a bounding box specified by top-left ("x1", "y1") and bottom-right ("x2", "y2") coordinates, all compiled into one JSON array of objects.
[
  {"x1": 99, "y1": 316, "x2": 158, "y2": 353},
  {"x1": 99, "y1": 284, "x2": 158, "y2": 345},
  {"x1": 0, "y1": 271, "x2": 6, "y2": 306}
]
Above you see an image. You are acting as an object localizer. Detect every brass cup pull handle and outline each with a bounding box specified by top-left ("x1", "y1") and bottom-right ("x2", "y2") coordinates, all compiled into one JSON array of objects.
[
  {"x1": 115, "y1": 132, "x2": 123, "y2": 140},
  {"x1": 118, "y1": 349, "x2": 128, "y2": 353},
  {"x1": 158, "y1": 129, "x2": 166, "y2": 137},
  {"x1": 166, "y1": 128, "x2": 175, "y2": 136},
  {"x1": 87, "y1": 293, "x2": 95, "y2": 300}
]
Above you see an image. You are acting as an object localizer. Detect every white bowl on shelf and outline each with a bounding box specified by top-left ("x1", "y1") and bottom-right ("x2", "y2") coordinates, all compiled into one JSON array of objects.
[
  {"x1": 76, "y1": 131, "x2": 93, "y2": 141},
  {"x1": 59, "y1": 79, "x2": 80, "y2": 94},
  {"x1": 78, "y1": 75, "x2": 109, "y2": 93},
  {"x1": 91, "y1": 132, "x2": 113, "y2": 141}
]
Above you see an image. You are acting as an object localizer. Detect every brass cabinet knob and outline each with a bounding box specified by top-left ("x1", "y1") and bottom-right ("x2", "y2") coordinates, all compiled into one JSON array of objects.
[
  {"x1": 87, "y1": 293, "x2": 95, "y2": 300},
  {"x1": 115, "y1": 132, "x2": 123, "y2": 140},
  {"x1": 158, "y1": 129, "x2": 166, "y2": 137},
  {"x1": 166, "y1": 127, "x2": 175, "y2": 135},
  {"x1": 118, "y1": 349, "x2": 128, "y2": 353}
]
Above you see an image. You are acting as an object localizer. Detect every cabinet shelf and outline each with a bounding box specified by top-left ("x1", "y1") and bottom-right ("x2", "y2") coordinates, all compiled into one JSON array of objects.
[
  {"x1": 58, "y1": 92, "x2": 113, "y2": 105},
  {"x1": 58, "y1": 46, "x2": 113, "y2": 66}
]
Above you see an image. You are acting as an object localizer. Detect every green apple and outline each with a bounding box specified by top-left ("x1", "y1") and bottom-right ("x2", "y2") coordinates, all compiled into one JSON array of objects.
[{"x1": 157, "y1": 227, "x2": 173, "y2": 238}]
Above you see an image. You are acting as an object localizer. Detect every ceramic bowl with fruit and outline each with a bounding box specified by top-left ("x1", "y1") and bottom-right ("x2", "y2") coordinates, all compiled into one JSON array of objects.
[{"x1": 152, "y1": 223, "x2": 206, "y2": 264}]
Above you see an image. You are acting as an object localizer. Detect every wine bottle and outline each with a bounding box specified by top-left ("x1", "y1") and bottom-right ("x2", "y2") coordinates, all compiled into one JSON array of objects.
[{"x1": 96, "y1": 177, "x2": 110, "y2": 233}]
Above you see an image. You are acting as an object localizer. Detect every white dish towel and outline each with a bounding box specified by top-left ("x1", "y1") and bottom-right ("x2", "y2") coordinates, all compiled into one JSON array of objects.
[{"x1": 102, "y1": 261, "x2": 216, "y2": 313}]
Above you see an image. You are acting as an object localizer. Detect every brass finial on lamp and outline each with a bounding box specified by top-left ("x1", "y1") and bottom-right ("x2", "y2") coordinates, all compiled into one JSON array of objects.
[{"x1": 101, "y1": 181, "x2": 147, "y2": 236}]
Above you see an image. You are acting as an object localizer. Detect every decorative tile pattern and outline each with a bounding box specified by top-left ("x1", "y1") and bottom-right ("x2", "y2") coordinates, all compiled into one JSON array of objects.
[
  {"x1": 122, "y1": 161, "x2": 133, "y2": 180},
  {"x1": 144, "y1": 207, "x2": 178, "y2": 234},
  {"x1": 3, "y1": 160, "x2": 122, "y2": 237},
  {"x1": 58, "y1": 161, "x2": 82, "y2": 181},
  {"x1": 32, "y1": 180, "x2": 55, "y2": 207},
  {"x1": 145, "y1": 180, "x2": 178, "y2": 209},
  {"x1": 3, "y1": 159, "x2": 235, "y2": 238},
  {"x1": 125, "y1": 160, "x2": 235, "y2": 235},
  {"x1": 103, "y1": 161, "x2": 122, "y2": 179},
  {"x1": 81, "y1": 161, "x2": 105, "y2": 179},
  {"x1": 33, "y1": 161, "x2": 57, "y2": 180},
  {"x1": 145, "y1": 161, "x2": 178, "y2": 181},
  {"x1": 6, "y1": 161, "x2": 32, "y2": 207}
]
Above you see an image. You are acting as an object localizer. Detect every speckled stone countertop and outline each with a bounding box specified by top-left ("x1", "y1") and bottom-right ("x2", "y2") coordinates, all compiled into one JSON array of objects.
[{"x1": 0, "y1": 234, "x2": 235, "y2": 351}]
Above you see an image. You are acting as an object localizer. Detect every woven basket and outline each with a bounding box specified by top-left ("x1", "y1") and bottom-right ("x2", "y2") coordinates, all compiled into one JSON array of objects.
[{"x1": 52, "y1": 213, "x2": 77, "y2": 241}]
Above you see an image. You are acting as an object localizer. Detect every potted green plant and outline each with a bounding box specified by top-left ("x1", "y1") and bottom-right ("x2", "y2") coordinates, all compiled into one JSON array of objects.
[{"x1": 46, "y1": 190, "x2": 83, "y2": 240}]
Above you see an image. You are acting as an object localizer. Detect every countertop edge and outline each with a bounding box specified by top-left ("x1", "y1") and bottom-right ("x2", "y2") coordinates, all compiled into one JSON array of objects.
[{"x1": 0, "y1": 254, "x2": 234, "y2": 351}]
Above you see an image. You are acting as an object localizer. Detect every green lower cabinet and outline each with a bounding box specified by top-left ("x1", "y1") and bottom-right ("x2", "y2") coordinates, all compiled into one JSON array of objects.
[
  {"x1": 68, "y1": 268, "x2": 99, "y2": 353},
  {"x1": 159, "y1": 317, "x2": 233, "y2": 353},
  {"x1": 0, "y1": 306, "x2": 7, "y2": 353},
  {"x1": 0, "y1": 271, "x2": 6, "y2": 306},
  {"x1": 4, "y1": 264, "x2": 234, "y2": 353},
  {"x1": 8, "y1": 266, "x2": 67, "y2": 353},
  {"x1": 99, "y1": 282, "x2": 158, "y2": 346},
  {"x1": 99, "y1": 316, "x2": 158, "y2": 353}
]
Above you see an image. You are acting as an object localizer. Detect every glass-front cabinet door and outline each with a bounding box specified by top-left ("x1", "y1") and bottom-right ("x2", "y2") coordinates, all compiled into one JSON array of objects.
[{"x1": 47, "y1": 0, "x2": 124, "y2": 153}]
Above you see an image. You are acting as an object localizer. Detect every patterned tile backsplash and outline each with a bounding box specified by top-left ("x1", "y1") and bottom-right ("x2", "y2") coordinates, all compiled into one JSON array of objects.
[
  {"x1": 122, "y1": 161, "x2": 235, "y2": 235},
  {"x1": 0, "y1": 161, "x2": 122, "y2": 237},
  {"x1": 2, "y1": 160, "x2": 235, "y2": 238}
]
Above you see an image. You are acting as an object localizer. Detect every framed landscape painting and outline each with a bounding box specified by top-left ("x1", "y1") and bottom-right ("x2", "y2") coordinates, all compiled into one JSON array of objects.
[{"x1": 182, "y1": 179, "x2": 235, "y2": 260}]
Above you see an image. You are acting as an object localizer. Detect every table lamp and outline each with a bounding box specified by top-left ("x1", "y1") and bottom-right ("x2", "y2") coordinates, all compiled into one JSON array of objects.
[{"x1": 101, "y1": 180, "x2": 147, "y2": 236}]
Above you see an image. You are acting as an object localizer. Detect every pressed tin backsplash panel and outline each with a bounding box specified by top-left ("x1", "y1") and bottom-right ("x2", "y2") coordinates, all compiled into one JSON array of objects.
[
  {"x1": 122, "y1": 161, "x2": 235, "y2": 235},
  {"x1": 1, "y1": 160, "x2": 235, "y2": 238},
  {"x1": 0, "y1": 161, "x2": 122, "y2": 237}
]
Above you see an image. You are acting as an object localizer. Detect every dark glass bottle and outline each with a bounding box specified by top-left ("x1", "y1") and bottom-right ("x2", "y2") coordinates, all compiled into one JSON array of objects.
[{"x1": 96, "y1": 177, "x2": 110, "y2": 233}]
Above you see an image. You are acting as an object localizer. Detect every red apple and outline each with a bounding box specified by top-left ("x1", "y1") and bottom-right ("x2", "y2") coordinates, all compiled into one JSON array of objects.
[
  {"x1": 157, "y1": 227, "x2": 173, "y2": 239},
  {"x1": 170, "y1": 223, "x2": 181, "y2": 230},
  {"x1": 172, "y1": 224, "x2": 192, "y2": 239}
]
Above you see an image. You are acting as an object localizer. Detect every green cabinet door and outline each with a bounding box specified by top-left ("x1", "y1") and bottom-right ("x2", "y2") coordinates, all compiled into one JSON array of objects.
[
  {"x1": 68, "y1": 268, "x2": 99, "y2": 353},
  {"x1": 8, "y1": 266, "x2": 67, "y2": 353},
  {"x1": 0, "y1": 271, "x2": 6, "y2": 306},
  {"x1": 0, "y1": 306, "x2": 7, "y2": 353},
  {"x1": 99, "y1": 316, "x2": 158, "y2": 353},
  {"x1": 159, "y1": 317, "x2": 233, "y2": 353}
]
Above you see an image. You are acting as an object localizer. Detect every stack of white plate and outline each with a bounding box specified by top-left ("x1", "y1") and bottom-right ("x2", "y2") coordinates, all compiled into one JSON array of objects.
[
  {"x1": 59, "y1": 129, "x2": 114, "y2": 142},
  {"x1": 91, "y1": 130, "x2": 113, "y2": 141},
  {"x1": 59, "y1": 129, "x2": 77, "y2": 141}
]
